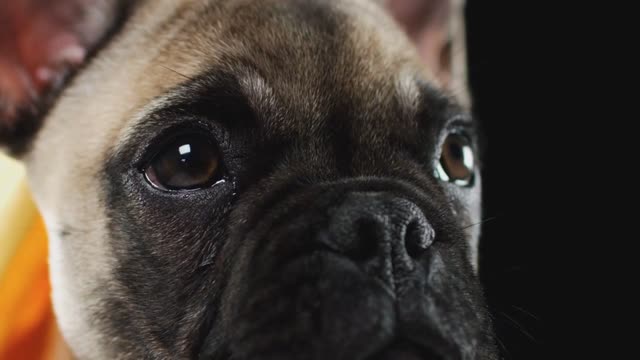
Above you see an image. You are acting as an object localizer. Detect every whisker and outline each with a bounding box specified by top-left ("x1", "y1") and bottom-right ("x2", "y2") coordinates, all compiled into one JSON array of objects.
[
  {"x1": 159, "y1": 64, "x2": 196, "y2": 81},
  {"x1": 461, "y1": 216, "x2": 499, "y2": 230},
  {"x1": 511, "y1": 305, "x2": 540, "y2": 322},
  {"x1": 487, "y1": 313, "x2": 509, "y2": 359},
  {"x1": 499, "y1": 311, "x2": 538, "y2": 343},
  {"x1": 495, "y1": 335, "x2": 510, "y2": 360}
]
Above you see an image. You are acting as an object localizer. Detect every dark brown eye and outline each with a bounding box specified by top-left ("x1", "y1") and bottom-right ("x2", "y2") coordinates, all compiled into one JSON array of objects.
[
  {"x1": 144, "y1": 135, "x2": 222, "y2": 191},
  {"x1": 436, "y1": 133, "x2": 475, "y2": 186}
]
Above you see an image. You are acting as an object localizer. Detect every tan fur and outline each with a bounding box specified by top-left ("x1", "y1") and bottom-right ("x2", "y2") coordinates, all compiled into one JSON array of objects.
[{"x1": 20, "y1": 0, "x2": 471, "y2": 357}]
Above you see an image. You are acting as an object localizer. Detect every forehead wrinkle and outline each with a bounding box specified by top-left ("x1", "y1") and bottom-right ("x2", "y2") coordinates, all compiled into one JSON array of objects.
[
  {"x1": 237, "y1": 70, "x2": 276, "y2": 118},
  {"x1": 209, "y1": 1, "x2": 346, "y2": 137},
  {"x1": 234, "y1": 67, "x2": 298, "y2": 137},
  {"x1": 396, "y1": 71, "x2": 422, "y2": 122}
]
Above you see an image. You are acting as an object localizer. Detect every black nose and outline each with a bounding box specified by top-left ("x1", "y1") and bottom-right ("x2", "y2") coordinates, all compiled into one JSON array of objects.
[{"x1": 323, "y1": 192, "x2": 434, "y2": 265}]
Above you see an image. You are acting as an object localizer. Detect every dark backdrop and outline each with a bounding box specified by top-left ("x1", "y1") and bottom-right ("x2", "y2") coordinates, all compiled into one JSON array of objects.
[{"x1": 466, "y1": 1, "x2": 554, "y2": 358}]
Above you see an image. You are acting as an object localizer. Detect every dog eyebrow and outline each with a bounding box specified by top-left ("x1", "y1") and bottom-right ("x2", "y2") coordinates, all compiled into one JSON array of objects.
[
  {"x1": 414, "y1": 79, "x2": 470, "y2": 132},
  {"x1": 237, "y1": 71, "x2": 278, "y2": 119},
  {"x1": 148, "y1": 69, "x2": 262, "y2": 130},
  {"x1": 110, "y1": 70, "x2": 260, "y2": 161},
  {"x1": 395, "y1": 72, "x2": 422, "y2": 121},
  {"x1": 146, "y1": 66, "x2": 285, "y2": 133}
]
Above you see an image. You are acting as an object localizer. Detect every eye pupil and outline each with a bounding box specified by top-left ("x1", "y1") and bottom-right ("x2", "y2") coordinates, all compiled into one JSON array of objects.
[
  {"x1": 437, "y1": 133, "x2": 475, "y2": 187},
  {"x1": 144, "y1": 135, "x2": 222, "y2": 191},
  {"x1": 449, "y1": 143, "x2": 463, "y2": 160}
]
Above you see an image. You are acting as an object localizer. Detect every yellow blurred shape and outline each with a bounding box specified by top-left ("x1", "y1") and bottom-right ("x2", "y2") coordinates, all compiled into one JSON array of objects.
[
  {"x1": 0, "y1": 154, "x2": 68, "y2": 359},
  {"x1": 1, "y1": 154, "x2": 38, "y2": 277}
]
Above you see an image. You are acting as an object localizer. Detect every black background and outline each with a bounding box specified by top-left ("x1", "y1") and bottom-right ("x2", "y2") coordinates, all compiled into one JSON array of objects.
[{"x1": 466, "y1": 1, "x2": 557, "y2": 358}]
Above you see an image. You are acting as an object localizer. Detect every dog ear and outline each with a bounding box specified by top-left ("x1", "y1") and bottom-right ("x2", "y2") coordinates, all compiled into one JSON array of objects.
[
  {"x1": 385, "y1": 0, "x2": 469, "y2": 103},
  {"x1": 0, "y1": 0, "x2": 126, "y2": 156}
]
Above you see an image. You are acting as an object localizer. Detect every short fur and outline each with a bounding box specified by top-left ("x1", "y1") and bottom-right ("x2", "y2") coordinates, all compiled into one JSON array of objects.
[{"x1": 2, "y1": 0, "x2": 496, "y2": 358}]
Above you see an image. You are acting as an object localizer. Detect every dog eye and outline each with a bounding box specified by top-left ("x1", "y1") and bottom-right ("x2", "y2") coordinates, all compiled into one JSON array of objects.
[
  {"x1": 435, "y1": 133, "x2": 475, "y2": 186},
  {"x1": 144, "y1": 135, "x2": 222, "y2": 191}
]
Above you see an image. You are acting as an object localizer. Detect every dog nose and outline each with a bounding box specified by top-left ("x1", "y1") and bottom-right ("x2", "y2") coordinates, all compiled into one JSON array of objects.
[{"x1": 323, "y1": 192, "x2": 434, "y2": 264}]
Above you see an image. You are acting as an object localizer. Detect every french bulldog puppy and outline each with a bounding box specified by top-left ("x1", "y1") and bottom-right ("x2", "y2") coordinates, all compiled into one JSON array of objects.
[{"x1": 0, "y1": 0, "x2": 496, "y2": 359}]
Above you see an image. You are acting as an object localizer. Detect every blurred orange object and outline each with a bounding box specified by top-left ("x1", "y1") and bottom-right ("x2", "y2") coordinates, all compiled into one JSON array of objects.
[{"x1": 0, "y1": 217, "x2": 70, "y2": 360}]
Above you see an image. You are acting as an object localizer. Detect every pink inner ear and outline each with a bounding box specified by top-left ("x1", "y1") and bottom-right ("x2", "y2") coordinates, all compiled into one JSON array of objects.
[
  {"x1": 386, "y1": 0, "x2": 452, "y2": 85},
  {"x1": 0, "y1": 0, "x2": 95, "y2": 123},
  {"x1": 2, "y1": 0, "x2": 87, "y2": 88}
]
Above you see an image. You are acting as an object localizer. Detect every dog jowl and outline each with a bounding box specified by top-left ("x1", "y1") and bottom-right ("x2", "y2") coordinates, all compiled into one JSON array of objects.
[{"x1": 0, "y1": 0, "x2": 497, "y2": 359}]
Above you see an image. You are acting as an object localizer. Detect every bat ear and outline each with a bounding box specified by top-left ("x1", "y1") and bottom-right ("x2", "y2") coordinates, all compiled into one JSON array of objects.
[
  {"x1": 385, "y1": 0, "x2": 469, "y2": 104},
  {"x1": 0, "y1": 0, "x2": 126, "y2": 157}
]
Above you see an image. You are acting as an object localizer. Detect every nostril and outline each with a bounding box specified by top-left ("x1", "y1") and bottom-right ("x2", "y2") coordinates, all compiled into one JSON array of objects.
[
  {"x1": 404, "y1": 218, "x2": 434, "y2": 258},
  {"x1": 347, "y1": 218, "x2": 381, "y2": 261},
  {"x1": 326, "y1": 193, "x2": 434, "y2": 263}
]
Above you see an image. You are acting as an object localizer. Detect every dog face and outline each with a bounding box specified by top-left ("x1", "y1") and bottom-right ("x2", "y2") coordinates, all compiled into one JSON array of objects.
[{"x1": 0, "y1": 0, "x2": 496, "y2": 358}]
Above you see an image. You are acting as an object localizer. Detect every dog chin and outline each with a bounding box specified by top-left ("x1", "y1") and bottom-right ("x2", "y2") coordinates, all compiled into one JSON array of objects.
[{"x1": 205, "y1": 253, "x2": 472, "y2": 360}]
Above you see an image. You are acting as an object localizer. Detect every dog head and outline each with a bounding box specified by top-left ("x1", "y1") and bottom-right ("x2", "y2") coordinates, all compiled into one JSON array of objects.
[{"x1": 0, "y1": 0, "x2": 496, "y2": 358}]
